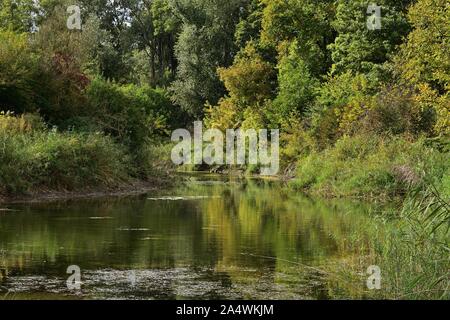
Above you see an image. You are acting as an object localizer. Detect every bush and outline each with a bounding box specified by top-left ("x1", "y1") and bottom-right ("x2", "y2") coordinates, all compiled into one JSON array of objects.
[
  {"x1": 291, "y1": 134, "x2": 449, "y2": 199},
  {"x1": 86, "y1": 78, "x2": 183, "y2": 149},
  {"x1": 358, "y1": 85, "x2": 436, "y2": 136},
  {"x1": 0, "y1": 31, "x2": 38, "y2": 114},
  {"x1": 29, "y1": 132, "x2": 130, "y2": 190},
  {"x1": 0, "y1": 113, "x2": 131, "y2": 194},
  {"x1": 0, "y1": 29, "x2": 90, "y2": 124},
  {"x1": 0, "y1": 111, "x2": 45, "y2": 134},
  {"x1": 134, "y1": 141, "x2": 177, "y2": 179},
  {"x1": 310, "y1": 72, "x2": 376, "y2": 148}
]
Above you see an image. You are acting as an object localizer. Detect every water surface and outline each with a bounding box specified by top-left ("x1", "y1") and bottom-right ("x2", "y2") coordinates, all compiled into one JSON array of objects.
[{"x1": 0, "y1": 175, "x2": 381, "y2": 299}]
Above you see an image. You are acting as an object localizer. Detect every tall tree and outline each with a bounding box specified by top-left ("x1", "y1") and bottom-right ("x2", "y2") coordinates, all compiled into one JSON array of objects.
[
  {"x1": 128, "y1": 0, "x2": 180, "y2": 86},
  {"x1": 0, "y1": 0, "x2": 37, "y2": 32},
  {"x1": 260, "y1": 0, "x2": 335, "y2": 77},
  {"x1": 169, "y1": 0, "x2": 249, "y2": 118},
  {"x1": 329, "y1": 0, "x2": 413, "y2": 78},
  {"x1": 394, "y1": 0, "x2": 450, "y2": 135}
]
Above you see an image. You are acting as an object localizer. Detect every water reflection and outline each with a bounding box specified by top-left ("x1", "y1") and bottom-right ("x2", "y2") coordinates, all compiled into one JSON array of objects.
[{"x1": 0, "y1": 175, "x2": 380, "y2": 299}]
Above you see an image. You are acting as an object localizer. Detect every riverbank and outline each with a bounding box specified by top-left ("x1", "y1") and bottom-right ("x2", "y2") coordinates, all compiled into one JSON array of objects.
[
  {"x1": 0, "y1": 113, "x2": 176, "y2": 203},
  {"x1": 288, "y1": 134, "x2": 449, "y2": 201},
  {"x1": 0, "y1": 178, "x2": 173, "y2": 205}
]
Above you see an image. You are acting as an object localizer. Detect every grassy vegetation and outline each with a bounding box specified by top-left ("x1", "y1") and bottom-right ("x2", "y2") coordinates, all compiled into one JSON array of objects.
[
  {"x1": 286, "y1": 133, "x2": 449, "y2": 299},
  {"x1": 0, "y1": 112, "x2": 172, "y2": 196},
  {"x1": 376, "y1": 188, "x2": 450, "y2": 299},
  {"x1": 290, "y1": 134, "x2": 449, "y2": 200},
  {"x1": 327, "y1": 187, "x2": 450, "y2": 300}
]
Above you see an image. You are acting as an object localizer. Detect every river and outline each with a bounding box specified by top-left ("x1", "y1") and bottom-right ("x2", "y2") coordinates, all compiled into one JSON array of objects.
[{"x1": 0, "y1": 174, "x2": 383, "y2": 300}]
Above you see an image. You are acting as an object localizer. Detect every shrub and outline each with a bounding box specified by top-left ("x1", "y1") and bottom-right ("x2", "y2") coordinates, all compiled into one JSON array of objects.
[
  {"x1": 29, "y1": 132, "x2": 131, "y2": 190},
  {"x1": 0, "y1": 113, "x2": 131, "y2": 194},
  {"x1": 86, "y1": 78, "x2": 174, "y2": 149},
  {"x1": 0, "y1": 111, "x2": 45, "y2": 134},
  {"x1": 292, "y1": 134, "x2": 449, "y2": 199},
  {"x1": 0, "y1": 31, "x2": 38, "y2": 114},
  {"x1": 310, "y1": 72, "x2": 376, "y2": 148},
  {"x1": 358, "y1": 85, "x2": 436, "y2": 136},
  {"x1": 134, "y1": 141, "x2": 177, "y2": 179}
]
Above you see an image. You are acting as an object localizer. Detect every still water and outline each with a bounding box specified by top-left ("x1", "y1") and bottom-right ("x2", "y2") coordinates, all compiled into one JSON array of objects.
[{"x1": 0, "y1": 175, "x2": 382, "y2": 300}]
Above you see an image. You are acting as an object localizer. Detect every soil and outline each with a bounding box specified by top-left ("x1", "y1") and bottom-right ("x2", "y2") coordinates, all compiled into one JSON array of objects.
[{"x1": 0, "y1": 179, "x2": 171, "y2": 204}]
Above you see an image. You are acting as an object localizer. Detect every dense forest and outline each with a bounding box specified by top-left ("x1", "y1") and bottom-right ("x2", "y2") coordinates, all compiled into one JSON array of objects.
[
  {"x1": 0, "y1": 0, "x2": 448, "y2": 197},
  {"x1": 0, "y1": 0, "x2": 449, "y2": 300}
]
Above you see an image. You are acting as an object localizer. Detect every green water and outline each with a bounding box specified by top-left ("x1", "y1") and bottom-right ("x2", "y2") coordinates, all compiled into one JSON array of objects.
[{"x1": 0, "y1": 175, "x2": 382, "y2": 300}]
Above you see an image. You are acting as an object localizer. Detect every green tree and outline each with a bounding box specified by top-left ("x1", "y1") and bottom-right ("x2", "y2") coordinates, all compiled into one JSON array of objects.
[
  {"x1": 127, "y1": 0, "x2": 180, "y2": 86},
  {"x1": 310, "y1": 71, "x2": 376, "y2": 147},
  {"x1": 0, "y1": 31, "x2": 37, "y2": 113},
  {"x1": 30, "y1": 4, "x2": 108, "y2": 124},
  {"x1": 329, "y1": 0, "x2": 412, "y2": 78},
  {"x1": 169, "y1": 0, "x2": 248, "y2": 118},
  {"x1": 270, "y1": 41, "x2": 319, "y2": 123},
  {"x1": 394, "y1": 0, "x2": 450, "y2": 135},
  {"x1": 234, "y1": 0, "x2": 263, "y2": 48},
  {"x1": 0, "y1": 0, "x2": 37, "y2": 32},
  {"x1": 260, "y1": 0, "x2": 334, "y2": 77},
  {"x1": 206, "y1": 43, "x2": 275, "y2": 130}
]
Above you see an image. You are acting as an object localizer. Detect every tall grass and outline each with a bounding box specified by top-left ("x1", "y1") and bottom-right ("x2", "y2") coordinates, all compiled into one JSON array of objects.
[
  {"x1": 291, "y1": 134, "x2": 449, "y2": 199},
  {"x1": 375, "y1": 187, "x2": 450, "y2": 299},
  {"x1": 0, "y1": 112, "x2": 132, "y2": 194},
  {"x1": 326, "y1": 187, "x2": 450, "y2": 300}
]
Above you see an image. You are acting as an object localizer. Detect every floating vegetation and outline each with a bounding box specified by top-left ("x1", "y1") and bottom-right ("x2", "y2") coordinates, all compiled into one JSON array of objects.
[
  {"x1": 116, "y1": 228, "x2": 151, "y2": 231},
  {"x1": 147, "y1": 196, "x2": 221, "y2": 201}
]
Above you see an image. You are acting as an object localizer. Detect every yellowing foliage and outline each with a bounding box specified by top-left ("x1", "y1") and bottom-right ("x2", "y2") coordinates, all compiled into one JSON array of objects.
[
  {"x1": 205, "y1": 98, "x2": 241, "y2": 131},
  {"x1": 217, "y1": 44, "x2": 274, "y2": 107}
]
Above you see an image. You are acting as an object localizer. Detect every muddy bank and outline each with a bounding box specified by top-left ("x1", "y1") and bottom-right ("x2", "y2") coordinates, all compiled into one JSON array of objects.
[
  {"x1": 0, "y1": 171, "x2": 283, "y2": 205},
  {"x1": 0, "y1": 179, "x2": 172, "y2": 204}
]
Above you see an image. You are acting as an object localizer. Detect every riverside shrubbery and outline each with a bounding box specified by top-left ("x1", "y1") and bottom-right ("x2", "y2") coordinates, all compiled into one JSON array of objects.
[
  {"x1": 0, "y1": 25, "x2": 186, "y2": 196},
  {"x1": 0, "y1": 112, "x2": 132, "y2": 194},
  {"x1": 291, "y1": 134, "x2": 449, "y2": 199}
]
